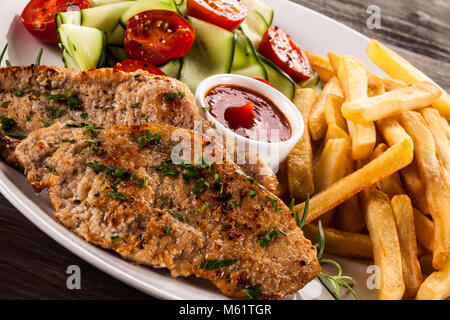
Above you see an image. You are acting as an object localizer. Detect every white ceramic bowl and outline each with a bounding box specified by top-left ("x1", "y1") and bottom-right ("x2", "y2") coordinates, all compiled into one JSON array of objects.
[{"x1": 195, "y1": 74, "x2": 304, "y2": 172}]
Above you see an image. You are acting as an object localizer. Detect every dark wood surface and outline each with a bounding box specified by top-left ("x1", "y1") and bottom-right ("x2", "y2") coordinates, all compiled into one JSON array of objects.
[{"x1": 1, "y1": 0, "x2": 449, "y2": 300}]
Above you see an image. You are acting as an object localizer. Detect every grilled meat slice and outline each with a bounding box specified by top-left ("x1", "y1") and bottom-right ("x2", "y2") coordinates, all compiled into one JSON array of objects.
[
  {"x1": 15, "y1": 122, "x2": 320, "y2": 299},
  {"x1": 0, "y1": 65, "x2": 201, "y2": 164},
  {"x1": 0, "y1": 65, "x2": 278, "y2": 193}
]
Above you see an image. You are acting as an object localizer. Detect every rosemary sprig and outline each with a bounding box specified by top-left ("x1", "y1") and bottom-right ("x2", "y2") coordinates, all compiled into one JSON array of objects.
[
  {"x1": 294, "y1": 195, "x2": 358, "y2": 300},
  {"x1": 0, "y1": 43, "x2": 7, "y2": 67},
  {"x1": 35, "y1": 48, "x2": 43, "y2": 66}
]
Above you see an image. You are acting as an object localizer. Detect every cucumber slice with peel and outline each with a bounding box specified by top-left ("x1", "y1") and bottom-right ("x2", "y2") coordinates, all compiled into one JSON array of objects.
[
  {"x1": 239, "y1": 0, "x2": 273, "y2": 47},
  {"x1": 179, "y1": 17, "x2": 236, "y2": 93},
  {"x1": 108, "y1": 24, "x2": 126, "y2": 45},
  {"x1": 120, "y1": 0, "x2": 178, "y2": 27},
  {"x1": 107, "y1": 45, "x2": 129, "y2": 61},
  {"x1": 159, "y1": 59, "x2": 181, "y2": 78},
  {"x1": 90, "y1": 0, "x2": 136, "y2": 7},
  {"x1": 231, "y1": 30, "x2": 267, "y2": 80},
  {"x1": 55, "y1": 11, "x2": 81, "y2": 29},
  {"x1": 62, "y1": 50, "x2": 80, "y2": 70},
  {"x1": 81, "y1": 2, "x2": 133, "y2": 36},
  {"x1": 258, "y1": 54, "x2": 295, "y2": 100},
  {"x1": 58, "y1": 24, "x2": 106, "y2": 71}
]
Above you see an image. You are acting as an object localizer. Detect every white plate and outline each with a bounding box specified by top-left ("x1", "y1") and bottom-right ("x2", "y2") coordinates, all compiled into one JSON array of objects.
[{"x1": 0, "y1": 0, "x2": 380, "y2": 300}]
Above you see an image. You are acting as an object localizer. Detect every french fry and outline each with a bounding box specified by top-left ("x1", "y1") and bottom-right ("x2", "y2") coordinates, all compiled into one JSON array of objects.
[
  {"x1": 415, "y1": 268, "x2": 450, "y2": 300},
  {"x1": 368, "y1": 82, "x2": 385, "y2": 97},
  {"x1": 327, "y1": 52, "x2": 341, "y2": 74},
  {"x1": 324, "y1": 123, "x2": 350, "y2": 142},
  {"x1": 324, "y1": 94, "x2": 347, "y2": 132},
  {"x1": 337, "y1": 55, "x2": 376, "y2": 160},
  {"x1": 294, "y1": 132, "x2": 413, "y2": 224},
  {"x1": 276, "y1": 160, "x2": 289, "y2": 199},
  {"x1": 302, "y1": 223, "x2": 372, "y2": 259},
  {"x1": 391, "y1": 195, "x2": 423, "y2": 299},
  {"x1": 400, "y1": 111, "x2": 450, "y2": 270},
  {"x1": 420, "y1": 107, "x2": 450, "y2": 186},
  {"x1": 334, "y1": 195, "x2": 365, "y2": 233},
  {"x1": 304, "y1": 50, "x2": 335, "y2": 83},
  {"x1": 370, "y1": 143, "x2": 405, "y2": 198},
  {"x1": 441, "y1": 116, "x2": 450, "y2": 140},
  {"x1": 361, "y1": 188, "x2": 405, "y2": 300},
  {"x1": 400, "y1": 160, "x2": 429, "y2": 213},
  {"x1": 367, "y1": 39, "x2": 450, "y2": 120},
  {"x1": 419, "y1": 254, "x2": 434, "y2": 275},
  {"x1": 414, "y1": 208, "x2": 434, "y2": 253},
  {"x1": 309, "y1": 76, "x2": 343, "y2": 140},
  {"x1": 342, "y1": 82, "x2": 441, "y2": 123},
  {"x1": 367, "y1": 72, "x2": 408, "y2": 91},
  {"x1": 287, "y1": 88, "x2": 318, "y2": 202},
  {"x1": 314, "y1": 138, "x2": 352, "y2": 226}
]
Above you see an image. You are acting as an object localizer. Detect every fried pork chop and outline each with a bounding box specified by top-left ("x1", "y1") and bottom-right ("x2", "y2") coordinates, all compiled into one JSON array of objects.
[
  {"x1": 15, "y1": 122, "x2": 320, "y2": 299},
  {"x1": 0, "y1": 65, "x2": 278, "y2": 192}
]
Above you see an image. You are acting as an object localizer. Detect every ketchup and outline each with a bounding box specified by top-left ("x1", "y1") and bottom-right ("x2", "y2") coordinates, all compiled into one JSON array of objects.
[{"x1": 205, "y1": 85, "x2": 291, "y2": 143}]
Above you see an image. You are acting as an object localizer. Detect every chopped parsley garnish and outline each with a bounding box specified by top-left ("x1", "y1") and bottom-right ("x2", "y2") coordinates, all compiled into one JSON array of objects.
[
  {"x1": 226, "y1": 200, "x2": 238, "y2": 208},
  {"x1": 1, "y1": 101, "x2": 10, "y2": 108},
  {"x1": 83, "y1": 124, "x2": 101, "y2": 136},
  {"x1": 259, "y1": 229, "x2": 287, "y2": 248},
  {"x1": 213, "y1": 172, "x2": 221, "y2": 181},
  {"x1": 43, "y1": 120, "x2": 54, "y2": 127},
  {"x1": 189, "y1": 202, "x2": 210, "y2": 215},
  {"x1": 295, "y1": 195, "x2": 309, "y2": 230},
  {"x1": 163, "y1": 225, "x2": 171, "y2": 234},
  {"x1": 164, "y1": 91, "x2": 186, "y2": 100},
  {"x1": 45, "y1": 86, "x2": 81, "y2": 110},
  {"x1": 249, "y1": 187, "x2": 257, "y2": 199},
  {"x1": 111, "y1": 236, "x2": 122, "y2": 242},
  {"x1": 235, "y1": 169, "x2": 245, "y2": 176},
  {"x1": 135, "y1": 178, "x2": 147, "y2": 186},
  {"x1": 199, "y1": 259, "x2": 239, "y2": 270},
  {"x1": 242, "y1": 284, "x2": 262, "y2": 300},
  {"x1": 181, "y1": 163, "x2": 199, "y2": 184},
  {"x1": 80, "y1": 113, "x2": 88, "y2": 119},
  {"x1": 106, "y1": 185, "x2": 129, "y2": 201},
  {"x1": 266, "y1": 196, "x2": 281, "y2": 211},
  {"x1": 87, "y1": 160, "x2": 106, "y2": 172},
  {"x1": 0, "y1": 115, "x2": 17, "y2": 131},
  {"x1": 192, "y1": 178, "x2": 210, "y2": 196},
  {"x1": 25, "y1": 115, "x2": 31, "y2": 121},
  {"x1": 105, "y1": 105, "x2": 112, "y2": 110},
  {"x1": 62, "y1": 139, "x2": 75, "y2": 144},
  {"x1": 243, "y1": 177, "x2": 266, "y2": 190},
  {"x1": 12, "y1": 88, "x2": 24, "y2": 97},
  {"x1": 150, "y1": 161, "x2": 179, "y2": 176},
  {"x1": 136, "y1": 130, "x2": 161, "y2": 148},
  {"x1": 5, "y1": 131, "x2": 27, "y2": 138},
  {"x1": 141, "y1": 114, "x2": 149, "y2": 121},
  {"x1": 131, "y1": 102, "x2": 140, "y2": 108},
  {"x1": 167, "y1": 208, "x2": 184, "y2": 221}
]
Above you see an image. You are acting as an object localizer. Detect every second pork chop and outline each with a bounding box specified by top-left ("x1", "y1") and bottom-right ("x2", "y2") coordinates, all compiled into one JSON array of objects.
[{"x1": 15, "y1": 122, "x2": 320, "y2": 299}]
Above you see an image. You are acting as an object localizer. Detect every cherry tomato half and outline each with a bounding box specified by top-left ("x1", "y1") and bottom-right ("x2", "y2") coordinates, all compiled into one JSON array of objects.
[
  {"x1": 20, "y1": 0, "x2": 89, "y2": 44},
  {"x1": 187, "y1": 0, "x2": 248, "y2": 31},
  {"x1": 113, "y1": 60, "x2": 166, "y2": 76},
  {"x1": 258, "y1": 26, "x2": 313, "y2": 82},
  {"x1": 254, "y1": 78, "x2": 275, "y2": 88},
  {"x1": 124, "y1": 10, "x2": 195, "y2": 66}
]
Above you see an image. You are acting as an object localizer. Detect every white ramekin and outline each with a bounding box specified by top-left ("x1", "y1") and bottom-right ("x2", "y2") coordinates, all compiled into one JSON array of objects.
[{"x1": 195, "y1": 74, "x2": 304, "y2": 172}]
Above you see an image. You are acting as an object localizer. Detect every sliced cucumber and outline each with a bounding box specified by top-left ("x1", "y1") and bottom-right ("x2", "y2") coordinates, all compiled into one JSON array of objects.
[
  {"x1": 298, "y1": 71, "x2": 323, "y2": 95},
  {"x1": 58, "y1": 24, "x2": 106, "y2": 71},
  {"x1": 179, "y1": 17, "x2": 236, "y2": 93},
  {"x1": 55, "y1": 11, "x2": 81, "y2": 29},
  {"x1": 241, "y1": 0, "x2": 274, "y2": 25},
  {"x1": 258, "y1": 54, "x2": 295, "y2": 100},
  {"x1": 159, "y1": 59, "x2": 181, "y2": 78},
  {"x1": 240, "y1": 0, "x2": 273, "y2": 47},
  {"x1": 107, "y1": 45, "x2": 129, "y2": 61},
  {"x1": 62, "y1": 50, "x2": 80, "y2": 70},
  {"x1": 120, "y1": 0, "x2": 178, "y2": 27},
  {"x1": 231, "y1": 30, "x2": 267, "y2": 80},
  {"x1": 108, "y1": 24, "x2": 126, "y2": 45},
  {"x1": 175, "y1": 0, "x2": 187, "y2": 16},
  {"x1": 81, "y1": 2, "x2": 133, "y2": 36},
  {"x1": 90, "y1": 0, "x2": 136, "y2": 7}
]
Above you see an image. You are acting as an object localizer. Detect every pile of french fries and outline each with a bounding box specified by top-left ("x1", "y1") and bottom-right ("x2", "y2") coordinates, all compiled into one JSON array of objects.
[{"x1": 281, "y1": 39, "x2": 450, "y2": 300}]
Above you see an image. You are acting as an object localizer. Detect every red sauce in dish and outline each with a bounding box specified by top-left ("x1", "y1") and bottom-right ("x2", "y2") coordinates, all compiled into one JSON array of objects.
[{"x1": 205, "y1": 85, "x2": 291, "y2": 143}]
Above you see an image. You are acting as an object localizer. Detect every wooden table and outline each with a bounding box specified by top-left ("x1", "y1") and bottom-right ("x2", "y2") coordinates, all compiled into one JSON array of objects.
[{"x1": 1, "y1": 0, "x2": 448, "y2": 299}]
